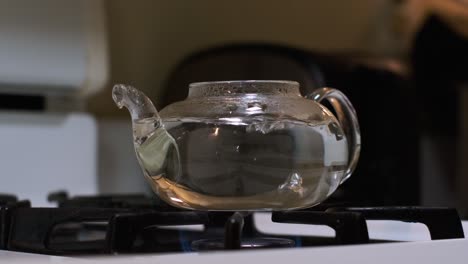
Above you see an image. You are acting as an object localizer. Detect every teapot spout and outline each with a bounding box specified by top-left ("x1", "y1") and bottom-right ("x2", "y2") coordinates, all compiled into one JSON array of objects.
[
  {"x1": 112, "y1": 84, "x2": 181, "y2": 184},
  {"x1": 112, "y1": 84, "x2": 163, "y2": 144}
]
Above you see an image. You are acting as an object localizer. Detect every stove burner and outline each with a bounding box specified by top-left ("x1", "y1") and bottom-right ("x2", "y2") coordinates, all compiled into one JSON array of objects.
[
  {"x1": 0, "y1": 191, "x2": 465, "y2": 255},
  {"x1": 191, "y1": 237, "x2": 295, "y2": 251}
]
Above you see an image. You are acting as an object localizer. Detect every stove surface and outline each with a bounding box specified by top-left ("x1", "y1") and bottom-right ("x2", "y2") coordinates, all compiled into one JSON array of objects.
[
  {"x1": 1, "y1": 192, "x2": 466, "y2": 263},
  {"x1": 2, "y1": 236, "x2": 468, "y2": 264}
]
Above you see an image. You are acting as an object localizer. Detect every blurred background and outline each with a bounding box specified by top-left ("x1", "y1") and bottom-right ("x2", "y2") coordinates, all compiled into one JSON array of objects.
[{"x1": 1, "y1": 0, "x2": 468, "y2": 215}]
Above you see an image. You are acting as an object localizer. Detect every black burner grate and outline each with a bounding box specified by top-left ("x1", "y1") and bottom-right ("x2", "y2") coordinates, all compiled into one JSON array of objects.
[{"x1": 0, "y1": 192, "x2": 464, "y2": 255}]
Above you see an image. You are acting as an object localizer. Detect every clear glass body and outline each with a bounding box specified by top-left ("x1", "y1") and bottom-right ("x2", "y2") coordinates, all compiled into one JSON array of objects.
[{"x1": 113, "y1": 80, "x2": 360, "y2": 211}]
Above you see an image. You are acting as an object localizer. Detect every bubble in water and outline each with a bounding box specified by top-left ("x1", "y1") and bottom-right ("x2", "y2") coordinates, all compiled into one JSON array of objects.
[
  {"x1": 247, "y1": 102, "x2": 267, "y2": 112},
  {"x1": 246, "y1": 120, "x2": 286, "y2": 134},
  {"x1": 225, "y1": 104, "x2": 238, "y2": 114},
  {"x1": 278, "y1": 172, "x2": 305, "y2": 196}
]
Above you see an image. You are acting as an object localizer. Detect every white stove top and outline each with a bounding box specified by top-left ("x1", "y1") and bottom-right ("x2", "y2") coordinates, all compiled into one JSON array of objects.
[
  {"x1": 2, "y1": 217, "x2": 467, "y2": 264},
  {"x1": 2, "y1": 237, "x2": 467, "y2": 264}
]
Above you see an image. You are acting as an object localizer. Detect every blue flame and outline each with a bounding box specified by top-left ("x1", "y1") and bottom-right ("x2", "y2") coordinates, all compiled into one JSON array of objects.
[
  {"x1": 178, "y1": 230, "x2": 193, "y2": 252},
  {"x1": 294, "y1": 236, "x2": 302, "y2": 247}
]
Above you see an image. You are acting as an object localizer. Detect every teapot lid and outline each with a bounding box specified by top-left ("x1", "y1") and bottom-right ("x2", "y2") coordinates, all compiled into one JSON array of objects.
[
  {"x1": 188, "y1": 80, "x2": 301, "y2": 98},
  {"x1": 160, "y1": 80, "x2": 327, "y2": 123}
]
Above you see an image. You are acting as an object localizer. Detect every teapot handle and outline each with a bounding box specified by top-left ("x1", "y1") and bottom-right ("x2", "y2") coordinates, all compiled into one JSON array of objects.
[{"x1": 307, "y1": 88, "x2": 361, "y2": 184}]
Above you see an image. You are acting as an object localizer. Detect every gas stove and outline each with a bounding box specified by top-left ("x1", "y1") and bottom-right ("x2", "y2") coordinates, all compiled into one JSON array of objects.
[{"x1": 1, "y1": 192, "x2": 467, "y2": 263}]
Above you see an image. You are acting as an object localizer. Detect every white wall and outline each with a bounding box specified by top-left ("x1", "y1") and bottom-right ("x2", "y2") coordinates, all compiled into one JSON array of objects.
[
  {"x1": 97, "y1": 119, "x2": 149, "y2": 193},
  {"x1": 88, "y1": 0, "x2": 396, "y2": 116}
]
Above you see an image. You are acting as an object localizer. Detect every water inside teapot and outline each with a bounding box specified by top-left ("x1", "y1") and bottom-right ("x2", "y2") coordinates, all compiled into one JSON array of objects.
[{"x1": 135, "y1": 116, "x2": 348, "y2": 210}]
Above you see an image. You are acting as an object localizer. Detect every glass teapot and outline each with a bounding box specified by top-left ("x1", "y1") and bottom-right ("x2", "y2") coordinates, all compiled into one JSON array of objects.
[{"x1": 112, "y1": 80, "x2": 360, "y2": 211}]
